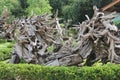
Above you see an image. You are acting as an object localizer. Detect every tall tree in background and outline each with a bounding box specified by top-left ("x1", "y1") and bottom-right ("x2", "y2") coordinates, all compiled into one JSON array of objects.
[
  {"x1": 0, "y1": 0, "x2": 114, "y2": 22},
  {"x1": 26, "y1": 0, "x2": 51, "y2": 16},
  {"x1": 0, "y1": 0, "x2": 52, "y2": 18},
  {"x1": 49, "y1": 0, "x2": 113, "y2": 24},
  {"x1": 0, "y1": 0, "x2": 21, "y2": 18},
  {"x1": 13, "y1": 0, "x2": 29, "y2": 17},
  {"x1": 62, "y1": 0, "x2": 93, "y2": 23},
  {"x1": 49, "y1": 0, "x2": 72, "y2": 17}
]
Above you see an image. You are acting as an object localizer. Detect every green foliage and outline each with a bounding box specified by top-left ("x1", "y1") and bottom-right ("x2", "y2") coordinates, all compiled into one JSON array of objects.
[
  {"x1": 0, "y1": 63, "x2": 120, "y2": 80},
  {"x1": 12, "y1": 0, "x2": 28, "y2": 17},
  {"x1": 113, "y1": 15, "x2": 120, "y2": 28},
  {"x1": 49, "y1": 0, "x2": 74, "y2": 17},
  {"x1": 62, "y1": 0, "x2": 93, "y2": 23},
  {"x1": 50, "y1": 0, "x2": 94, "y2": 23},
  {"x1": 47, "y1": 45, "x2": 54, "y2": 52},
  {"x1": 0, "y1": 0, "x2": 21, "y2": 18},
  {"x1": 0, "y1": 0, "x2": 51, "y2": 18},
  {"x1": 0, "y1": 39, "x2": 7, "y2": 43},
  {"x1": 50, "y1": 0, "x2": 114, "y2": 24},
  {"x1": 0, "y1": 41, "x2": 14, "y2": 61},
  {"x1": 0, "y1": 0, "x2": 114, "y2": 23},
  {"x1": 26, "y1": 0, "x2": 52, "y2": 16},
  {"x1": 92, "y1": 0, "x2": 113, "y2": 8}
]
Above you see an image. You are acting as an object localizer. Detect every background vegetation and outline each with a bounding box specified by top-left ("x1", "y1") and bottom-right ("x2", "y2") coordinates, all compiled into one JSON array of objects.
[
  {"x1": 0, "y1": 0, "x2": 51, "y2": 18},
  {"x1": 0, "y1": 0, "x2": 114, "y2": 23}
]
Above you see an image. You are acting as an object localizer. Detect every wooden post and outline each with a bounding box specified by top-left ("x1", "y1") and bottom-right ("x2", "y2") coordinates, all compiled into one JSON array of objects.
[{"x1": 101, "y1": 0, "x2": 120, "y2": 11}]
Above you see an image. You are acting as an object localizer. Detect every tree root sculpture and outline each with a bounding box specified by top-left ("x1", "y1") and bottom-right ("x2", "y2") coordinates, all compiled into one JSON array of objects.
[{"x1": 0, "y1": 6, "x2": 120, "y2": 66}]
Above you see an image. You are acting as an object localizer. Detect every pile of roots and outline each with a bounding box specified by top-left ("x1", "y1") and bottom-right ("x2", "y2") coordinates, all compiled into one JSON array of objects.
[{"x1": 0, "y1": 6, "x2": 120, "y2": 66}]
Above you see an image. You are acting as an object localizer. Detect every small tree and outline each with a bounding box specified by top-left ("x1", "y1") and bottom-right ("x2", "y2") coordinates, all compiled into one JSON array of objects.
[
  {"x1": 0, "y1": 0, "x2": 21, "y2": 18},
  {"x1": 26, "y1": 0, "x2": 52, "y2": 16}
]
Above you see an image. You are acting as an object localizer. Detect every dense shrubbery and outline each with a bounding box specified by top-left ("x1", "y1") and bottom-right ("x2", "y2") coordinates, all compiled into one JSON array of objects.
[
  {"x1": 0, "y1": 63, "x2": 119, "y2": 80},
  {"x1": 26, "y1": 0, "x2": 51, "y2": 16},
  {"x1": 0, "y1": 41, "x2": 14, "y2": 61}
]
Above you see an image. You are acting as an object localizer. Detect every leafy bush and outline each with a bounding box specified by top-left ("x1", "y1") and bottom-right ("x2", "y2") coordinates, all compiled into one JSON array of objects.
[
  {"x1": 0, "y1": 63, "x2": 120, "y2": 80},
  {"x1": 26, "y1": 0, "x2": 51, "y2": 16},
  {"x1": 0, "y1": 0, "x2": 21, "y2": 19},
  {"x1": 0, "y1": 41, "x2": 14, "y2": 61}
]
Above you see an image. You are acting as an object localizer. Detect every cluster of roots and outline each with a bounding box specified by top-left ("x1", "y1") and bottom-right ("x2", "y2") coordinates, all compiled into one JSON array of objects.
[{"x1": 0, "y1": 6, "x2": 120, "y2": 66}]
